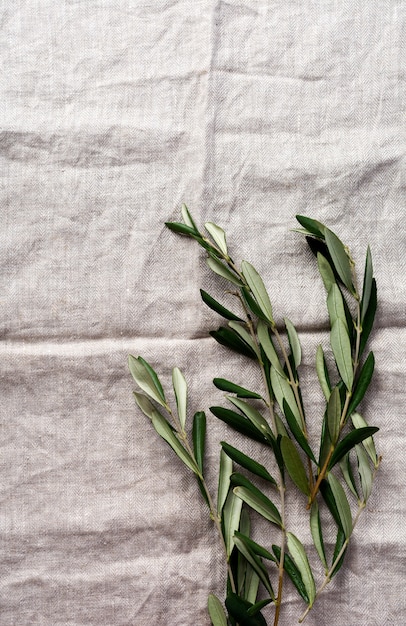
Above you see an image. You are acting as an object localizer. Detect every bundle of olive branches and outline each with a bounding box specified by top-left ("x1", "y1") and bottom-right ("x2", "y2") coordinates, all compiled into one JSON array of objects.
[{"x1": 129, "y1": 207, "x2": 380, "y2": 626}]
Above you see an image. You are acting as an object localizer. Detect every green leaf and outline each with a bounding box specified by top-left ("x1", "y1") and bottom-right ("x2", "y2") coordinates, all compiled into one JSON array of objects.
[
  {"x1": 324, "y1": 228, "x2": 355, "y2": 294},
  {"x1": 330, "y1": 318, "x2": 354, "y2": 390},
  {"x1": 271, "y1": 367, "x2": 301, "y2": 428},
  {"x1": 223, "y1": 490, "x2": 243, "y2": 557},
  {"x1": 218, "y1": 448, "x2": 233, "y2": 514},
  {"x1": 181, "y1": 204, "x2": 199, "y2": 232},
  {"x1": 207, "y1": 255, "x2": 244, "y2": 287},
  {"x1": 225, "y1": 593, "x2": 267, "y2": 626},
  {"x1": 233, "y1": 484, "x2": 282, "y2": 528},
  {"x1": 233, "y1": 535, "x2": 275, "y2": 598},
  {"x1": 129, "y1": 355, "x2": 167, "y2": 407},
  {"x1": 328, "y1": 426, "x2": 379, "y2": 469},
  {"x1": 213, "y1": 378, "x2": 262, "y2": 399},
  {"x1": 221, "y1": 441, "x2": 276, "y2": 485},
  {"x1": 359, "y1": 278, "x2": 377, "y2": 356},
  {"x1": 257, "y1": 320, "x2": 284, "y2": 376},
  {"x1": 208, "y1": 594, "x2": 228, "y2": 626},
  {"x1": 351, "y1": 413, "x2": 378, "y2": 466},
  {"x1": 200, "y1": 289, "x2": 243, "y2": 322},
  {"x1": 229, "y1": 321, "x2": 260, "y2": 358},
  {"x1": 272, "y1": 544, "x2": 309, "y2": 604},
  {"x1": 347, "y1": 352, "x2": 375, "y2": 417},
  {"x1": 193, "y1": 411, "x2": 206, "y2": 473},
  {"x1": 327, "y1": 284, "x2": 348, "y2": 329},
  {"x1": 172, "y1": 367, "x2": 187, "y2": 430},
  {"x1": 234, "y1": 531, "x2": 276, "y2": 562},
  {"x1": 356, "y1": 444, "x2": 374, "y2": 501},
  {"x1": 331, "y1": 527, "x2": 347, "y2": 578},
  {"x1": 150, "y1": 410, "x2": 200, "y2": 476},
  {"x1": 227, "y1": 396, "x2": 274, "y2": 440},
  {"x1": 241, "y1": 260, "x2": 274, "y2": 325},
  {"x1": 361, "y1": 246, "x2": 373, "y2": 322},
  {"x1": 318, "y1": 411, "x2": 332, "y2": 469},
  {"x1": 328, "y1": 473, "x2": 352, "y2": 539},
  {"x1": 133, "y1": 392, "x2": 165, "y2": 422},
  {"x1": 280, "y1": 436, "x2": 310, "y2": 496},
  {"x1": 210, "y1": 406, "x2": 269, "y2": 444},
  {"x1": 295, "y1": 215, "x2": 326, "y2": 238},
  {"x1": 205, "y1": 221, "x2": 228, "y2": 256},
  {"x1": 241, "y1": 287, "x2": 270, "y2": 322},
  {"x1": 339, "y1": 452, "x2": 359, "y2": 498},
  {"x1": 282, "y1": 400, "x2": 316, "y2": 463},
  {"x1": 310, "y1": 501, "x2": 328, "y2": 570},
  {"x1": 327, "y1": 386, "x2": 341, "y2": 445},
  {"x1": 284, "y1": 317, "x2": 301, "y2": 368},
  {"x1": 286, "y1": 532, "x2": 316, "y2": 607},
  {"x1": 210, "y1": 327, "x2": 258, "y2": 359},
  {"x1": 317, "y1": 253, "x2": 336, "y2": 292},
  {"x1": 316, "y1": 345, "x2": 331, "y2": 400},
  {"x1": 165, "y1": 221, "x2": 200, "y2": 237},
  {"x1": 320, "y1": 478, "x2": 342, "y2": 529}
]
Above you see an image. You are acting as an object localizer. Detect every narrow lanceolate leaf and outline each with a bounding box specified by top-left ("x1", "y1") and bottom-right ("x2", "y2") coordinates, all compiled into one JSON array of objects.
[
  {"x1": 207, "y1": 255, "x2": 244, "y2": 287},
  {"x1": 227, "y1": 396, "x2": 274, "y2": 440},
  {"x1": 210, "y1": 406, "x2": 269, "y2": 444},
  {"x1": 327, "y1": 386, "x2": 341, "y2": 445},
  {"x1": 225, "y1": 593, "x2": 267, "y2": 626},
  {"x1": 325, "y1": 228, "x2": 355, "y2": 294},
  {"x1": 310, "y1": 501, "x2": 328, "y2": 570},
  {"x1": 129, "y1": 355, "x2": 167, "y2": 407},
  {"x1": 233, "y1": 535, "x2": 275, "y2": 598},
  {"x1": 205, "y1": 222, "x2": 228, "y2": 256},
  {"x1": 222, "y1": 490, "x2": 243, "y2": 557},
  {"x1": 359, "y1": 278, "x2": 377, "y2": 357},
  {"x1": 283, "y1": 400, "x2": 316, "y2": 463},
  {"x1": 271, "y1": 366, "x2": 301, "y2": 427},
  {"x1": 217, "y1": 448, "x2": 233, "y2": 514},
  {"x1": 331, "y1": 527, "x2": 347, "y2": 578},
  {"x1": 172, "y1": 367, "x2": 187, "y2": 430},
  {"x1": 286, "y1": 532, "x2": 316, "y2": 607},
  {"x1": 207, "y1": 593, "x2": 228, "y2": 626},
  {"x1": 165, "y1": 221, "x2": 199, "y2": 237},
  {"x1": 229, "y1": 321, "x2": 260, "y2": 358},
  {"x1": 181, "y1": 204, "x2": 199, "y2": 232},
  {"x1": 328, "y1": 426, "x2": 379, "y2": 469},
  {"x1": 296, "y1": 215, "x2": 326, "y2": 238},
  {"x1": 361, "y1": 245, "x2": 373, "y2": 322},
  {"x1": 213, "y1": 377, "x2": 262, "y2": 399},
  {"x1": 241, "y1": 260, "x2": 274, "y2": 325},
  {"x1": 234, "y1": 531, "x2": 276, "y2": 562},
  {"x1": 192, "y1": 411, "x2": 206, "y2": 473},
  {"x1": 241, "y1": 287, "x2": 270, "y2": 322},
  {"x1": 284, "y1": 317, "x2": 302, "y2": 368},
  {"x1": 328, "y1": 473, "x2": 352, "y2": 539},
  {"x1": 272, "y1": 544, "x2": 309, "y2": 604},
  {"x1": 356, "y1": 444, "x2": 374, "y2": 501},
  {"x1": 339, "y1": 452, "x2": 359, "y2": 498},
  {"x1": 257, "y1": 320, "x2": 284, "y2": 376},
  {"x1": 316, "y1": 345, "x2": 331, "y2": 400},
  {"x1": 351, "y1": 413, "x2": 378, "y2": 466},
  {"x1": 331, "y1": 318, "x2": 354, "y2": 390},
  {"x1": 347, "y1": 352, "x2": 375, "y2": 417},
  {"x1": 233, "y1": 486, "x2": 282, "y2": 528},
  {"x1": 221, "y1": 441, "x2": 276, "y2": 485},
  {"x1": 210, "y1": 327, "x2": 257, "y2": 359},
  {"x1": 200, "y1": 289, "x2": 243, "y2": 322},
  {"x1": 327, "y1": 284, "x2": 348, "y2": 329},
  {"x1": 133, "y1": 392, "x2": 164, "y2": 423},
  {"x1": 280, "y1": 436, "x2": 310, "y2": 496},
  {"x1": 151, "y1": 411, "x2": 200, "y2": 476},
  {"x1": 317, "y1": 252, "x2": 336, "y2": 292}
]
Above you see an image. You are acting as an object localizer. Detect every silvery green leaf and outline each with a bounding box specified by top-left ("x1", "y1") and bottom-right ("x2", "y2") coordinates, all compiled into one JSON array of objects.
[
  {"x1": 207, "y1": 594, "x2": 228, "y2": 626},
  {"x1": 234, "y1": 531, "x2": 276, "y2": 562},
  {"x1": 210, "y1": 327, "x2": 257, "y2": 359},
  {"x1": 272, "y1": 544, "x2": 309, "y2": 604},
  {"x1": 228, "y1": 321, "x2": 260, "y2": 358},
  {"x1": 200, "y1": 289, "x2": 244, "y2": 322},
  {"x1": 351, "y1": 412, "x2": 378, "y2": 465},
  {"x1": 328, "y1": 426, "x2": 379, "y2": 469},
  {"x1": 222, "y1": 489, "x2": 243, "y2": 557},
  {"x1": 233, "y1": 535, "x2": 275, "y2": 598},
  {"x1": 318, "y1": 412, "x2": 332, "y2": 469},
  {"x1": 213, "y1": 377, "x2": 262, "y2": 399},
  {"x1": 257, "y1": 320, "x2": 285, "y2": 376},
  {"x1": 129, "y1": 355, "x2": 167, "y2": 407},
  {"x1": 284, "y1": 317, "x2": 301, "y2": 368},
  {"x1": 165, "y1": 221, "x2": 199, "y2": 237},
  {"x1": 280, "y1": 436, "x2": 310, "y2": 496},
  {"x1": 207, "y1": 255, "x2": 244, "y2": 287},
  {"x1": 241, "y1": 287, "x2": 270, "y2": 322},
  {"x1": 327, "y1": 386, "x2": 341, "y2": 445},
  {"x1": 339, "y1": 452, "x2": 359, "y2": 498},
  {"x1": 310, "y1": 501, "x2": 328, "y2": 570},
  {"x1": 245, "y1": 568, "x2": 260, "y2": 605},
  {"x1": 359, "y1": 278, "x2": 377, "y2": 356},
  {"x1": 233, "y1": 484, "x2": 282, "y2": 527},
  {"x1": 286, "y1": 532, "x2": 316, "y2": 607},
  {"x1": 283, "y1": 400, "x2": 316, "y2": 463},
  {"x1": 325, "y1": 228, "x2": 355, "y2": 294},
  {"x1": 227, "y1": 396, "x2": 274, "y2": 440},
  {"x1": 361, "y1": 246, "x2": 373, "y2": 322},
  {"x1": 328, "y1": 473, "x2": 352, "y2": 539},
  {"x1": 151, "y1": 411, "x2": 201, "y2": 476},
  {"x1": 295, "y1": 215, "x2": 326, "y2": 238},
  {"x1": 210, "y1": 406, "x2": 270, "y2": 444},
  {"x1": 356, "y1": 444, "x2": 373, "y2": 501},
  {"x1": 181, "y1": 204, "x2": 199, "y2": 232},
  {"x1": 330, "y1": 318, "x2": 354, "y2": 390},
  {"x1": 193, "y1": 411, "x2": 206, "y2": 473},
  {"x1": 317, "y1": 252, "x2": 336, "y2": 292},
  {"x1": 347, "y1": 352, "x2": 375, "y2": 417},
  {"x1": 316, "y1": 345, "x2": 331, "y2": 400},
  {"x1": 271, "y1": 366, "x2": 301, "y2": 428},
  {"x1": 133, "y1": 392, "x2": 165, "y2": 422},
  {"x1": 217, "y1": 448, "x2": 233, "y2": 515},
  {"x1": 331, "y1": 527, "x2": 347, "y2": 578},
  {"x1": 205, "y1": 221, "x2": 228, "y2": 256},
  {"x1": 275, "y1": 412, "x2": 289, "y2": 438},
  {"x1": 241, "y1": 260, "x2": 274, "y2": 325},
  {"x1": 172, "y1": 367, "x2": 187, "y2": 430},
  {"x1": 221, "y1": 441, "x2": 276, "y2": 485},
  {"x1": 327, "y1": 284, "x2": 348, "y2": 329}
]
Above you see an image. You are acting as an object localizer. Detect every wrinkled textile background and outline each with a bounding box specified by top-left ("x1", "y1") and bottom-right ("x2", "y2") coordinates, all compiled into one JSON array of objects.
[{"x1": 2, "y1": 1, "x2": 405, "y2": 625}]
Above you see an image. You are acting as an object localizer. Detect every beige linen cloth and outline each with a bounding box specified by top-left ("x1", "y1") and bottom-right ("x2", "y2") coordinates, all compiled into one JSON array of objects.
[{"x1": 2, "y1": 1, "x2": 405, "y2": 624}]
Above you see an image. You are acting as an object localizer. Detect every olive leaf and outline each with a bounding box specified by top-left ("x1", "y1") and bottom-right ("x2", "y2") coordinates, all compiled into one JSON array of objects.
[
  {"x1": 172, "y1": 367, "x2": 187, "y2": 430},
  {"x1": 317, "y1": 252, "x2": 336, "y2": 292},
  {"x1": 200, "y1": 289, "x2": 244, "y2": 322},
  {"x1": 356, "y1": 444, "x2": 374, "y2": 501},
  {"x1": 327, "y1": 284, "x2": 348, "y2": 329},
  {"x1": 241, "y1": 260, "x2": 274, "y2": 325},
  {"x1": 232, "y1": 476, "x2": 282, "y2": 528},
  {"x1": 282, "y1": 400, "x2": 316, "y2": 463},
  {"x1": 213, "y1": 377, "x2": 262, "y2": 399},
  {"x1": 257, "y1": 320, "x2": 285, "y2": 377},
  {"x1": 296, "y1": 215, "x2": 326, "y2": 238},
  {"x1": 286, "y1": 532, "x2": 316, "y2": 607},
  {"x1": 205, "y1": 221, "x2": 229, "y2": 256},
  {"x1": 330, "y1": 318, "x2": 354, "y2": 391},
  {"x1": 359, "y1": 278, "x2": 377, "y2": 356},
  {"x1": 310, "y1": 501, "x2": 328, "y2": 570},
  {"x1": 361, "y1": 246, "x2": 373, "y2": 322},
  {"x1": 210, "y1": 405, "x2": 270, "y2": 444},
  {"x1": 129, "y1": 355, "x2": 167, "y2": 407},
  {"x1": 207, "y1": 255, "x2": 244, "y2": 287},
  {"x1": 229, "y1": 321, "x2": 260, "y2": 358},
  {"x1": 272, "y1": 544, "x2": 309, "y2": 604},
  {"x1": 284, "y1": 317, "x2": 302, "y2": 369},
  {"x1": 327, "y1": 386, "x2": 341, "y2": 445},
  {"x1": 347, "y1": 352, "x2": 375, "y2": 417},
  {"x1": 280, "y1": 436, "x2": 310, "y2": 496},
  {"x1": 227, "y1": 396, "x2": 274, "y2": 440},
  {"x1": 208, "y1": 594, "x2": 228, "y2": 626},
  {"x1": 193, "y1": 411, "x2": 206, "y2": 474},
  {"x1": 270, "y1": 366, "x2": 301, "y2": 427},
  {"x1": 324, "y1": 228, "x2": 355, "y2": 294},
  {"x1": 210, "y1": 327, "x2": 258, "y2": 359},
  {"x1": 351, "y1": 412, "x2": 378, "y2": 466},
  {"x1": 316, "y1": 344, "x2": 331, "y2": 400},
  {"x1": 233, "y1": 535, "x2": 275, "y2": 598},
  {"x1": 223, "y1": 489, "x2": 243, "y2": 557},
  {"x1": 218, "y1": 448, "x2": 233, "y2": 515},
  {"x1": 328, "y1": 426, "x2": 379, "y2": 469},
  {"x1": 181, "y1": 204, "x2": 199, "y2": 232},
  {"x1": 221, "y1": 441, "x2": 277, "y2": 484},
  {"x1": 328, "y1": 473, "x2": 352, "y2": 539}
]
